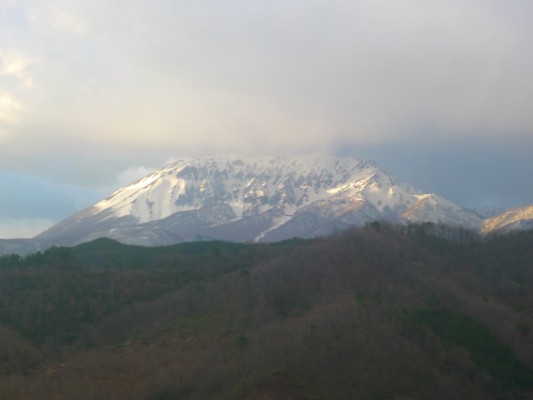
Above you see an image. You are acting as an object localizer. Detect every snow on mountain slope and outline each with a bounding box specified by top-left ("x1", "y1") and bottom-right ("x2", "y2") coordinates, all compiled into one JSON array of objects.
[
  {"x1": 400, "y1": 194, "x2": 482, "y2": 228},
  {"x1": 91, "y1": 154, "x2": 415, "y2": 223},
  {"x1": 36, "y1": 154, "x2": 483, "y2": 246},
  {"x1": 482, "y1": 205, "x2": 533, "y2": 233}
]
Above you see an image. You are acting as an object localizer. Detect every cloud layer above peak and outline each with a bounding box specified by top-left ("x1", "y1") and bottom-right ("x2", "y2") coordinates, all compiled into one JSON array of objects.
[{"x1": 2, "y1": 2, "x2": 532, "y2": 150}]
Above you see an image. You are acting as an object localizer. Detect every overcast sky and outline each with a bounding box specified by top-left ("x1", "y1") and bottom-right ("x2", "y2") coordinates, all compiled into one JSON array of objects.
[{"x1": 1, "y1": 0, "x2": 532, "y2": 238}]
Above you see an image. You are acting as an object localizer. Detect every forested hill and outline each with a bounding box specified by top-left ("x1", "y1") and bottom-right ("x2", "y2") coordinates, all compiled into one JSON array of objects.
[{"x1": 0, "y1": 224, "x2": 532, "y2": 399}]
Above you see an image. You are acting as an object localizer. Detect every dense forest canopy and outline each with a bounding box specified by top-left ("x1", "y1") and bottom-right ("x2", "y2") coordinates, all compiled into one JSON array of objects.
[{"x1": 0, "y1": 224, "x2": 531, "y2": 399}]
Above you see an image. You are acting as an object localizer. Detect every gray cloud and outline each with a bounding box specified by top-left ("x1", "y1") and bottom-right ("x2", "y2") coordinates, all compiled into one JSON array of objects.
[
  {"x1": 2, "y1": 1, "x2": 532, "y2": 153},
  {"x1": 334, "y1": 133, "x2": 533, "y2": 210}
]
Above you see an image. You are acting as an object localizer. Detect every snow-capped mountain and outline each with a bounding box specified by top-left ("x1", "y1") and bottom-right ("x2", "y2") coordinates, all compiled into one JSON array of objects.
[
  {"x1": 482, "y1": 205, "x2": 533, "y2": 233},
  {"x1": 36, "y1": 154, "x2": 483, "y2": 247}
]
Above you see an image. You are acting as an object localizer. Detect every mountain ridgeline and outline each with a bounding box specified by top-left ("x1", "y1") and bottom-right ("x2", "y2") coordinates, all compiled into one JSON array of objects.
[
  {"x1": 34, "y1": 153, "x2": 530, "y2": 249},
  {"x1": 0, "y1": 225, "x2": 532, "y2": 399},
  {"x1": 1, "y1": 154, "x2": 532, "y2": 255}
]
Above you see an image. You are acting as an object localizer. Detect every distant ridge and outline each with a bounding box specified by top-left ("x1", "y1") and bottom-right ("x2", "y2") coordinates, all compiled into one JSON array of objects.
[{"x1": 482, "y1": 205, "x2": 533, "y2": 233}]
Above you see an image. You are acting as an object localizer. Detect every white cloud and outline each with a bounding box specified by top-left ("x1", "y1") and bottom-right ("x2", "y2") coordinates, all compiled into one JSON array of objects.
[
  {"x1": 0, "y1": 0, "x2": 19, "y2": 10},
  {"x1": 48, "y1": 8, "x2": 86, "y2": 35},
  {"x1": 1, "y1": 0, "x2": 533, "y2": 178},
  {"x1": 0, "y1": 53, "x2": 37, "y2": 124},
  {"x1": 0, "y1": 53, "x2": 36, "y2": 89},
  {"x1": 0, "y1": 95, "x2": 23, "y2": 124}
]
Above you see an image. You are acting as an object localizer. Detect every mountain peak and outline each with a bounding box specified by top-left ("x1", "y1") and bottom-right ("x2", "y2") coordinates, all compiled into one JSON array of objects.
[{"x1": 36, "y1": 154, "x2": 483, "y2": 247}]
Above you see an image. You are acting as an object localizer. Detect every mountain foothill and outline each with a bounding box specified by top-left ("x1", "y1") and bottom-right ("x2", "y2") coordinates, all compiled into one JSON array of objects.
[{"x1": 0, "y1": 154, "x2": 531, "y2": 399}]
